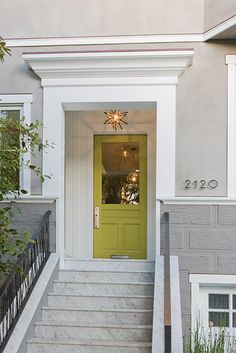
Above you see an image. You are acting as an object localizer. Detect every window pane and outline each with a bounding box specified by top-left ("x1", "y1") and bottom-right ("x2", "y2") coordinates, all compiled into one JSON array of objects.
[
  {"x1": 209, "y1": 312, "x2": 229, "y2": 327},
  {"x1": 0, "y1": 110, "x2": 20, "y2": 122},
  {"x1": 0, "y1": 109, "x2": 20, "y2": 190},
  {"x1": 233, "y1": 313, "x2": 236, "y2": 327},
  {"x1": 209, "y1": 294, "x2": 229, "y2": 309},
  {"x1": 102, "y1": 142, "x2": 140, "y2": 204},
  {"x1": 233, "y1": 295, "x2": 236, "y2": 309}
]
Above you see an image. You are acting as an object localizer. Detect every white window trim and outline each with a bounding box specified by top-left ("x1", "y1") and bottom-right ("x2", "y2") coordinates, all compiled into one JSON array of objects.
[
  {"x1": 226, "y1": 56, "x2": 236, "y2": 197},
  {"x1": 0, "y1": 94, "x2": 33, "y2": 194},
  {"x1": 190, "y1": 274, "x2": 236, "y2": 331}
]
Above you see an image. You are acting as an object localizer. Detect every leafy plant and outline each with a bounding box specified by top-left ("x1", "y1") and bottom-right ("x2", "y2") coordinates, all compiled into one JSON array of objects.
[
  {"x1": 0, "y1": 36, "x2": 11, "y2": 62},
  {"x1": 0, "y1": 115, "x2": 52, "y2": 278},
  {"x1": 184, "y1": 322, "x2": 235, "y2": 353}
]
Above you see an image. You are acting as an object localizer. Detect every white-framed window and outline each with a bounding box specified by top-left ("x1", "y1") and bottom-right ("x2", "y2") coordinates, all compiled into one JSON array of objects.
[
  {"x1": 201, "y1": 287, "x2": 236, "y2": 329},
  {"x1": 190, "y1": 274, "x2": 236, "y2": 342},
  {"x1": 0, "y1": 94, "x2": 33, "y2": 194}
]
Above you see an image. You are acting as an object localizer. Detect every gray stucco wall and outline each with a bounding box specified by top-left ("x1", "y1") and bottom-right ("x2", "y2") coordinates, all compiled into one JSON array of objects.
[
  {"x1": 161, "y1": 203, "x2": 236, "y2": 338},
  {"x1": 204, "y1": 0, "x2": 236, "y2": 31},
  {"x1": 0, "y1": 0, "x2": 204, "y2": 38},
  {"x1": 0, "y1": 202, "x2": 56, "y2": 252},
  {"x1": 1, "y1": 40, "x2": 235, "y2": 196}
]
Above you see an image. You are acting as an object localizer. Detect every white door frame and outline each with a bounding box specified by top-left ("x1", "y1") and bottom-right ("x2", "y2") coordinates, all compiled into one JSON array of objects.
[{"x1": 23, "y1": 49, "x2": 193, "y2": 264}]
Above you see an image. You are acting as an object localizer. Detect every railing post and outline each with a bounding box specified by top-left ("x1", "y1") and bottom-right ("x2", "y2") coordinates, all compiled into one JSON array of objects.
[{"x1": 164, "y1": 212, "x2": 171, "y2": 353}]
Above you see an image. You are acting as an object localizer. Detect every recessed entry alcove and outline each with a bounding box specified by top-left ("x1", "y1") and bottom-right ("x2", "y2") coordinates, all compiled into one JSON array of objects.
[{"x1": 64, "y1": 103, "x2": 156, "y2": 260}]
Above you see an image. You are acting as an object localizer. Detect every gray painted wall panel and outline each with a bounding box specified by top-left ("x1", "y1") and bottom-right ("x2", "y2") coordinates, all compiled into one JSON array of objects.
[
  {"x1": 161, "y1": 204, "x2": 212, "y2": 224},
  {"x1": 161, "y1": 204, "x2": 236, "y2": 337},
  {"x1": 176, "y1": 42, "x2": 230, "y2": 196},
  {"x1": 205, "y1": 0, "x2": 236, "y2": 31},
  {"x1": 0, "y1": 202, "x2": 56, "y2": 252},
  {"x1": 0, "y1": 0, "x2": 204, "y2": 38}
]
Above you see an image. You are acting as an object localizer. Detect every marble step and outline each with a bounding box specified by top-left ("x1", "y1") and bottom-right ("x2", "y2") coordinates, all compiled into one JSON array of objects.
[
  {"x1": 47, "y1": 293, "x2": 153, "y2": 310},
  {"x1": 58, "y1": 270, "x2": 154, "y2": 283},
  {"x1": 42, "y1": 307, "x2": 153, "y2": 325},
  {"x1": 64, "y1": 259, "x2": 155, "y2": 272},
  {"x1": 27, "y1": 338, "x2": 152, "y2": 353},
  {"x1": 34, "y1": 321, "x2": 152, "y2": 342},
  {"x1": 53, "y1": 281, "x2": 154, "y2": 296}
]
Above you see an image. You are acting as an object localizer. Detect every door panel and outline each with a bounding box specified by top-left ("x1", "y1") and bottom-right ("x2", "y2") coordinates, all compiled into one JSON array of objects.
[{"x1": 94, "y1": 135, "x2": 147, "y2": 259}]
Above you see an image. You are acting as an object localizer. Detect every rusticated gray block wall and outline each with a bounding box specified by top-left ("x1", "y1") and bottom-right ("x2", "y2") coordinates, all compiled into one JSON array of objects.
[
  {"x1": 160, "y1": 204, "x2": 236, "y2": 338},
  {"x1": 0, "y1": 201, "x2": 56, "y2": 252}
]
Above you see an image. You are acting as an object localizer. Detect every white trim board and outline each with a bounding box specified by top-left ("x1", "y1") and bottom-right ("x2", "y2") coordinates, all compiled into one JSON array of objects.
[
  {"x1": 226, "y1": 55, "x2": 236, "y2": 198},
  {"x1": 204, "y1": 14, "x2": 236, "y2": 41},
  {"x1": 0, "y1": 94, "x2": 33, "y2": 104},
  {"x1": 190, "y1": 274, "x2": 236, "y2": 285},
  {"x1": 160, "y1": 197, "x2": 236, "y2": 205},
  {"x1": 7, "y1": 34, "x2": 203, "y2": 48}
]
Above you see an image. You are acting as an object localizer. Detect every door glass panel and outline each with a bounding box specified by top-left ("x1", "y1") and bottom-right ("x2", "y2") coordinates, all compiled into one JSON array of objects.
[{"x1": 102, "y1": 142, "x2": 140, "y2": 204}]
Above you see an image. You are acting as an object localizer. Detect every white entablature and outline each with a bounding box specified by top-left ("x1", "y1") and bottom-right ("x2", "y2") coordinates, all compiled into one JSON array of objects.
[{"x1": 23, "y1": 49, "x2": 193, "y2": 86}]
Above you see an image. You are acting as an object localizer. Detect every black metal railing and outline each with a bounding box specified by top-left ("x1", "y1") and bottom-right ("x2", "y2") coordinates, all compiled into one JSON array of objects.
[
  {"x1": 163, "y1": 212, "x2": 171, "y2": 353},
  {"x1": 0, "y1": 210, "x2": 51, "y2": 352}
]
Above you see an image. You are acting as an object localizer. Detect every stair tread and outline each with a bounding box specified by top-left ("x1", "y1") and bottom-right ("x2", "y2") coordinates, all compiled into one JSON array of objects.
[
  {"x1": 54, "y1": 280, "x2": 154, "y2": 285},
  {"x1": 48, "y1": 292, "x2": 153, "y2": 298},
  {"x1": 59, "y1": 270, "x2": 154, "y2": 273},
  {"x1": 35, "y1": 321, "x2": 152, "y2": 329},
  {"x1": 43, "y1": 306, "x2": 153, "y2": 313},
  {"x1": 64, "y1": 259, "x2": 154, "y2": 263},
  {"x1": 28, "y1": 337, "x2": 152, "y2": 347}
]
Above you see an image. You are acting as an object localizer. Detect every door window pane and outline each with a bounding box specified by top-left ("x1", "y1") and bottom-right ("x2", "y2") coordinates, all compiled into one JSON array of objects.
[{"x1": 102, "y1": 142, "x2": 140, "y2": 204}]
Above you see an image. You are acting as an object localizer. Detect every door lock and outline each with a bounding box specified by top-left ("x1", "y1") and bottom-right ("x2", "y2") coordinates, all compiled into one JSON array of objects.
[{"x1": 94, "y1": 207, "x2": 100, "y2": 229}]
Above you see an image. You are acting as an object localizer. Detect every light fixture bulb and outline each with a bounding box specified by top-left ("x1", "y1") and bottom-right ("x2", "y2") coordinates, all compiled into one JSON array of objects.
[{"x1": 104, "y1": 110, "x2": 128, "y2": 130}]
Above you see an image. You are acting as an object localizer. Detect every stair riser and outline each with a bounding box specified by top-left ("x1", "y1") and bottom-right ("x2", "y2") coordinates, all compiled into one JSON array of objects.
[
  {"x1": 64, "y1": 260, "x2": 154, "y2": 272},
  {"x1": 35, "y1": 325, "x2": 152, "y2": 342},
  {"x1": 27, "y1": 343, "x2": 151, "y2": 353},
  {"x1": 48, "y1": 295, "x2": 153, "y2": 310},
  {"x1": 53, "y1": 282, "x2": 154, "y2": 296},
  {"x1": 42, "y1": 309, "x2": 153, "y2": 325},
  {"x1": 58, "y1": 271, "x2": 154, "y2": 283}
]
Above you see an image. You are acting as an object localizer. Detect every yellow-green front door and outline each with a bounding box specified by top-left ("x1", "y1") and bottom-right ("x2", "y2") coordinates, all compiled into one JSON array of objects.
[{"x1": 94, "y1": 135, "x2": 147, "y2": 259}]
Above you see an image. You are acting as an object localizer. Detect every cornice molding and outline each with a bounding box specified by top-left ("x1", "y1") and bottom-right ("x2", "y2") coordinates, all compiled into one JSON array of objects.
[
  {"x1": 6, "y1": 33, "x2": 203, "y2": 47},
  {"x1": 5, "y1": 14, "x2": 236, "y2": 49},
  {"x1": 204, "y1": 14, "x2": 236, "y2": 41},
  {"x1": 23, "y1": 49, "x2": 193, "y2": 87}
]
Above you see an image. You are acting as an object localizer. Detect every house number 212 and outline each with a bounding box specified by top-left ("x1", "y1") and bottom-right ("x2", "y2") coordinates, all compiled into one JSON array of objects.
[{"x1": 184, "y1": 179, "x2": 219, "y2": 190}]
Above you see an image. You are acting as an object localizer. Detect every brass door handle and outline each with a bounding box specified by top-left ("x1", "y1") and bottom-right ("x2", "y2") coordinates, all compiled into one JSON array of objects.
[{"x1": 94, "y1": 206, "x2": 100, "y2": 229}]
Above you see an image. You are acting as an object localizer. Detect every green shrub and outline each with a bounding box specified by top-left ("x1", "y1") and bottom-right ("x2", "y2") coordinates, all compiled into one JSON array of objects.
[{"x1": 184, "y1": 323, "x2": 235, "y2": 353}]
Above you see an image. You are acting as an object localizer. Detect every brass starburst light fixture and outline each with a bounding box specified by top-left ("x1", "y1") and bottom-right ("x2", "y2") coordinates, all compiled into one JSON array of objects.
[{"x1": 104, "y1": 110, "x2": 128, "y2": 130}]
